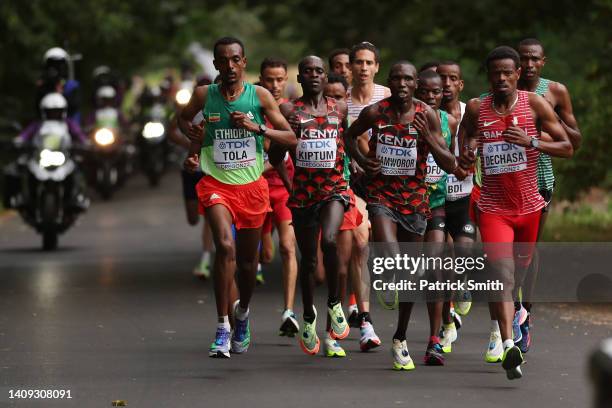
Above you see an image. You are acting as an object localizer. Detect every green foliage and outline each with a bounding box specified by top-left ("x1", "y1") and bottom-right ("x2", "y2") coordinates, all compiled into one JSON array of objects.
[{"x1": 0, "y1": 0, "x2": 610, "y2": 198}]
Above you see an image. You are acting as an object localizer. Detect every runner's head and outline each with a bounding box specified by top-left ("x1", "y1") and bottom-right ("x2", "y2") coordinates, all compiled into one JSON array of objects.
[
  {"x1": 387, "y1": 61, "x2": 417, "y2": 103},
  {"x1": 517, "y1": 38, "x2": 546, "y2": 81},
  {"x1": 419, "y1": 61, "x2": 439, "y2": 73},
  {"x1": 415, "y1": 70, "x2": 443, "y2": 110},
  {"x1": 329, "y1": 48, "x2": 352, "y2": 84},
  {"x1": 349, "y1": 42, "x2": 380, "y2": 86},
  {"x1": 259, "y1": 57, "x2": 288, "y2": 102},
  {"x1": 213, "y1": 37, "x2": 246, "y2": 85},
  {"x1": 324, "y1": 73, "x2": 349, "y2": 102},
  {"x1": 297, "y1": 56, "x2": 327, "y2": 96},
  {"x1": 437, "y1": 60, "x2": 464, "y2": 104},
  {"x1": 485, "y1": 46, "x2": 521, "y2": 98}
]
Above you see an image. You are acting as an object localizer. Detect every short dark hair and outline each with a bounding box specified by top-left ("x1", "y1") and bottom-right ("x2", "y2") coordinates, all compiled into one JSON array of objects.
[
  {"x1": 418, "y1": 69, "x2": 441, "y2": 82},
  {"x1": 327, "y1": 73, "x2": 348, "y2": 91},
  {"x1": 518, "y1": 38, "x2": 544, "y2": 50},
  {"x1": 298, "y1": 56, "x2": 325, "y2": 74},
  {"x1": 389, "y1": 60, "x2": 416, "y2": 75},
  {"x1": 437, "y1": 60, "x2": 462, "y2": 78},
  {"x1": 349, "y1": 42, "x2": 380, "y2": 64},
  {"x1": 260, "y1": 57, "x2": 287, "y2": 75},
  {"x1": 485, "y1": 46, "x2": 520, "y2": 70},
  {"x1": 328, "y1": 48, "x2": 350, "y2": 68},
  {"x1": 213, "y1": 37, "x2": 245, "y2": 58},
  {"x1": 418, "y1": 61, "x2": 439, "y2": 73}
]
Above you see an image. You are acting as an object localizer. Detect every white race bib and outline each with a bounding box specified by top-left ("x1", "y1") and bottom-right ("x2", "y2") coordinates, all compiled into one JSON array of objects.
[
  {"x1": 483, "y1": 141, "x2": 527, "y2": 175},
  {"x1": 296, "y1": 138, "x2": 336, "y2": 168},
  {"x1": 446, "y1": 173, "x2": 474, "y2": 201},
  {"x1": 425, "y1": 153, "x2": 444, "y2": 183},
  {"x1": 376, "y1": 142, "x2": 417, "y2": 176},
  {"x1": 213, "y1": 136, "x2": 257, "y2": 170}
]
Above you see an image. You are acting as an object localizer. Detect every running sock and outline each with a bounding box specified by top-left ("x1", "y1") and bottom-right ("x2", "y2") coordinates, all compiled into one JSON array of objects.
[
  {"x1": 393, "y1": 332, "x2": 406, "y2": 342},
  {"x1": 490, "y1": 320, "x2": 500, "y2": 332},
  {"x1": 327, "y1": 298, "x2": 340, "y2": 309},
  {"x1": 236, "y1": 305, "x2": 249, "y2": 321},
  {"x1": 303, "y1": 313, "x2": 315, "y2": 324},
  {"x1": 429, "y1": 335, "x2": 441, "y2": 345},
  {"x1": 218, "y1": 316, "x2": 230, "y2": 331},
  {"x1": 201, "y1": 251, "x2": 211, "y2": 264},
  {"x1": 349, "y1": 293, "x2": 357, "y2": 306},
  {"x1": 503, "y1": 339, "x2": 514, "y2": 350},
  {"x1": 514, "y1": 301, "x2": 522, "y2": 311},
  {"x1": 358, "y1": 312, "x2": 372, "y2": 324}
]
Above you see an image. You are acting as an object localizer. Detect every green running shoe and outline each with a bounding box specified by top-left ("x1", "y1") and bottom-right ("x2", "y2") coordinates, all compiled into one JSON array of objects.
[
  {"x1": 299, "y1": 306, "x2": 320, "y2": 355},
  {"x1": 328, "y1": 302, "x2": 349, "y2": 340}
]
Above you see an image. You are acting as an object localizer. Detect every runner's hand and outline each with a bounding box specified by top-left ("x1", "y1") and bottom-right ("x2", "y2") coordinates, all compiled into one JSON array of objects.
[
  {"x1": 350, "y1": 159, "x2": 365, "y2": 178},
  {"x1": 184, "y1": 154, "x2": 199, "y2": 173},
  {"x1": 413, "y1": 111, "x2": 432, "y2": 142},
  {"x1": 458, "y1": 145, "x2": 476, "y2": 170},
  {"x1": 358, "y1": 155, "x2": 381, "y2": 175},
  {"x1": 230, "y1": 111, "x2": 259, "y2": 133},
  {"x1": 502, "y1": 125, "x2": 530, "y2": 147},
  {"x1": 187, "y1": 120, "x2": 205, "y2": 143},
  {"x1": 453, "y1": 165, "x2": 468, "y2": 180}
]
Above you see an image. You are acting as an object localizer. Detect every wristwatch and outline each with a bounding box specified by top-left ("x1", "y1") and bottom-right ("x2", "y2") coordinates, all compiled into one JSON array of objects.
[
  {"x1": 530, "y1": 137, "x2": 539, "y2": 149},
  {"x1": 257, "y1": 123, "x2": 267, "y2": 135}
]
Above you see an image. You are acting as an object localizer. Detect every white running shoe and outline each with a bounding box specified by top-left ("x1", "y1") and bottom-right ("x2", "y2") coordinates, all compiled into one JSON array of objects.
[
  {"x1": 485, "y1": 330, "x2": 503, "y2": 363},
  {"x1": 359, "y1": 321, "x2": 381, "y2": 351},
  {"x1": 323, "y1": 334, "x2": 346, "y2": 357},
  {"x1": 440, "y1": 322, "x2": 457, "y2": 353},
  {"x1": 391, "y1": 339, "x2": 415, "y2": 371}
]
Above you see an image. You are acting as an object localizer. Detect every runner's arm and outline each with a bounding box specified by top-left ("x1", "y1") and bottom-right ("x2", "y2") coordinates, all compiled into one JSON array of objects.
[
  {"x1": 268, "y1": 102, "x2": 294, "y2": 167},
  {"x1": 550, "y1": 81, "x2": 582, "y2": 150},
  {"x1": 255, "y1": 87, "x2": 297, "y2": 148},
  {"x1": 530, "y1": 93, "x2": 573, "y2": 158},
  {"x1": 343, "y1": 105, "x2": 381, "y2": 174},
  {"x1": 457, "y1": 98, "x2": 480, "y2": 170},
  {"x1": 179, "y1": 85, "x2": 208, "y2": 156}
]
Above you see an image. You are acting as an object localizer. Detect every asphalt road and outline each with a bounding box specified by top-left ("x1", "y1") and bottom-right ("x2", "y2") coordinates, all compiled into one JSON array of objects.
[{"x1": 1, "y1": 170, "x2": 610, "y2": 408}]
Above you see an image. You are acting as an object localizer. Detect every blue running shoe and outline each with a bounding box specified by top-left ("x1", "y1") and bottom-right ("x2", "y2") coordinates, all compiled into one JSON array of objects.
[
  {"x1": 209, "y1": 327, "x2": 231, "y2": 358},
  {"x1": 513, "y1": 306, "x2": 528, "y2": 344},
  {"x1": 232, "y1": 301, "x2": 251, "y2": 353},
  {"x1": 518, "y1": 314, "x2": 531, "y2": 353}
]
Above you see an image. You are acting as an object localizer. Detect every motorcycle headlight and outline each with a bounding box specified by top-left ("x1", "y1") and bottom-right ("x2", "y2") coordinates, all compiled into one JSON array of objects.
[
  {"x1": 39, "y1": 149, "x2": 66, "y2": 167},
  {"x1": 142, "y1": 122, "x2": 165, "y2": 139},
  {"x1": 95, "y1": 128, "x2": 115, "y2": 146},
  {"x1": 175, "y1": 89, "x2": 192, "y2": 105}
]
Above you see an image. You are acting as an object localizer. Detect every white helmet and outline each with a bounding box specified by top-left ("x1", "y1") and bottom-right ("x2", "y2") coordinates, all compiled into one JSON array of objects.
[
  {"x1": 96, "y1": 86, "x2": 116, "y2": 99},
  {"x1": 43, "y1": 47, "x2": 69, "y2": 62},
  {"x1": 40, "y1": 93, "x2": 68, "y2": 110}
]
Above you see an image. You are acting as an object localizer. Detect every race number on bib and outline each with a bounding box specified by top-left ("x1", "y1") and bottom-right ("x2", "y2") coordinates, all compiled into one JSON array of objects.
[
  {"x1": 425, "y1": 153, "x2": 444, "y2": 183},
  {"x1": 446, "y1": 173, "x2": 474, "y2": 201},
  {"x1": 296, "y1": 138, "x2": 337, "y2": 169},
  {"x1": 213, "y1": 136, "x2": 257, "y2": 170},
  {"x1": 483, "y1": 141, "x2": 527, "y2": 175},
  {"x1": 376, "y1": 142, "x2": 417, "y2": 176}
]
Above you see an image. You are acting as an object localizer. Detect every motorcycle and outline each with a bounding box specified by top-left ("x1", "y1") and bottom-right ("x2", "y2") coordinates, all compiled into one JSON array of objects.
[
  {"x1": 137, "y1": 103, "x2": 168, "y2": 187},
  {"x1": 89, "y1": 107, "x2": 131, "y2": 199},
  {"x1": 9, "y1": 120, "x2": 88, "y2": 250}
]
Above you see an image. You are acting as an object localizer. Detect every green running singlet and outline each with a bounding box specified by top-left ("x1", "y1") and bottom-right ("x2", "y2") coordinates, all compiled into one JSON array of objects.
[{"x1": 201, "y1": 83, "x2": 265, "y2": 185}]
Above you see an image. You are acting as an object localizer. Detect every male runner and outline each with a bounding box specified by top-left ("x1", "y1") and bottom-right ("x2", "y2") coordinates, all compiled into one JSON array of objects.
[
  {"x1": 516, "y1": 38, "x2": 582, "y2": 352},
  {"x1": 325, "y1": 73, "x2": 382, "y2": 352},
  {"x1": 329, "y1": 48, "x2": 352, "y2": 85},
  {"x1": 416, "y1": 69, "x2": 458, "y2": 360},
  {"x1": 181, "y1": 37, "x2": 296, "y2": 358},
  {"x1": 344, "y1": 42, "x2": 390, "y2": 334},
  {"x1": 345, "y1": 61, "x2": 457, "y2": 370},
  {"x1": 258, "y1": 57, "x2": 300, "y2": 336},
  {"x1": 438, "y1": 61, "x2": 478, "y2": 353},
  {"x1": 458, "y1": 46, "x2": 572, "y2": 379},
  {"x1": 270, "y1": 56, "x2": 351, "y2": 357}
]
